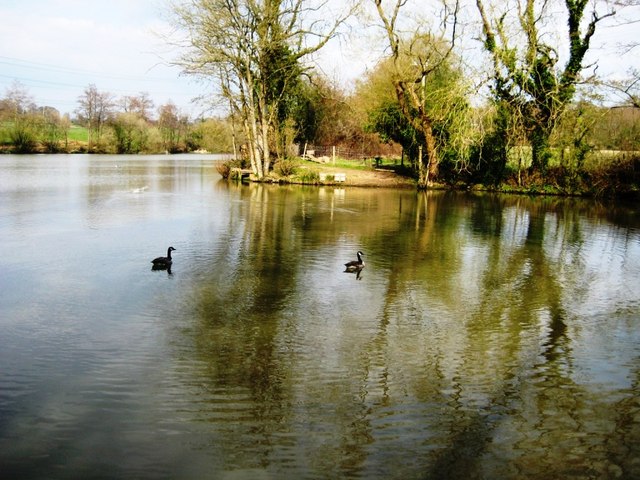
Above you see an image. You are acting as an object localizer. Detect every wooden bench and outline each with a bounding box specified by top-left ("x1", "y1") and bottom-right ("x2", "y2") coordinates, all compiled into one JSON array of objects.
[
  {"x1": 230, "y1": 168, "x2": 252, "y2": 179},
  {"x1": 319, "y1": 172, "x2": 346, "y2": 182}
]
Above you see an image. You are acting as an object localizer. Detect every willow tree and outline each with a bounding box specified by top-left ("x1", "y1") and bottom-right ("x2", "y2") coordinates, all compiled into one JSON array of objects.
[
  {"x1": 355, "y1": 42, "x2": 470, "y2": 182},
  {"x1": 373, "y1": 0, "x2": 461, "y2": 187},
  {"x1": 476, "y1": 0, "x2": 615, "y2": 174},
  {"x1": 171, "y1": 0, "x2": 354, "y2": 179}
]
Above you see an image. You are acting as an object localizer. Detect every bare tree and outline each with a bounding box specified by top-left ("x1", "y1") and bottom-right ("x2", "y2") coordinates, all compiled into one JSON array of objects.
[
  {"x1": 121, "y1": 92, "x2": 155, "y2": 122},
  {"x1": 158, "y1": 102, "x2": 188, "y2": 153},
  {"x1": 596, "y1": 2, "x2": 640, "y2": 108},
  {"x1": 2, "y1": 80, "x2": 36, "y2": 119},
  {"x1": 603, "y1": 74, "x2": 639, "y2": 108},
  {"x1": 2, "y1": 81, "x2": 40, "y2": 152},
  {"x1": 76, "y1": 84, "x2": 114, "y2": 149}
]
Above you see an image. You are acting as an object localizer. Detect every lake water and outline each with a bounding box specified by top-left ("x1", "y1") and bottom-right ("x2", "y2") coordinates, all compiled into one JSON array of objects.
[{"x1": 1, "y1": 154, "x2": 639, "y2": 479}]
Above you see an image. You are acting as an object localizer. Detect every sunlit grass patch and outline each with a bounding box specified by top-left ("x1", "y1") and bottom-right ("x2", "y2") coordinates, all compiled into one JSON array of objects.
[{"x1": 67, "y1": 125, "x2": 88, "y2": 142}]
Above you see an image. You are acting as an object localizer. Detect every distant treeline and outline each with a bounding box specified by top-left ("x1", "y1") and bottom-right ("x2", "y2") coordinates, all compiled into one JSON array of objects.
[
  {"x1": 1, "y1": 79, "x2": 639, "y2": 197},
  {"x1": 0, "y1": 83, "x2": 235, "y2": 155}
]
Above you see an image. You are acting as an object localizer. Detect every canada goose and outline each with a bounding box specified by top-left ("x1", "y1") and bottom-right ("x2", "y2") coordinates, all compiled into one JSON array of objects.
[
  {"x1": 344, "y1": 251, "x2": 365, "y2": 272},
  {"x1": 151, "y1": 247, "x2": 176, "y2": 269}
]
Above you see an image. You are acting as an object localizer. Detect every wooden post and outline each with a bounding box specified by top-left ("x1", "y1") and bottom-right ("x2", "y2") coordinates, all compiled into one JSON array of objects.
[
  {"x1": 418, "y1": 144, "x2": 425, "y2": 187},
  {"x1": 332, "y1": 146, "x2": 336, "y2": 165}
]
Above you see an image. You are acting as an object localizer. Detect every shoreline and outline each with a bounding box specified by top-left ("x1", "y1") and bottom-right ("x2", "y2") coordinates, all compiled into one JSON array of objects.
[
  {"x1": 242, "y1": 161, "x2": 639, "y2": 200},
  {"x1": 3, "y1": 151, "x2": 637, "y2": 199}
]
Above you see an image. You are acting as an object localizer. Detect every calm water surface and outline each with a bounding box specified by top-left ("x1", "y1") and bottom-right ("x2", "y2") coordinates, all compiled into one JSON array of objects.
[{"x1": 1, "y1": 154, "x2": 639, "y2": 479}]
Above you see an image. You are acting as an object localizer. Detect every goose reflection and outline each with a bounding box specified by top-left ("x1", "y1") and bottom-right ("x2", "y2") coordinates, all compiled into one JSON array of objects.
[
  {"x1": 152, "y1": 264, "x2": 172, "y2": 274},
  {"x1": 343, "y1": 268, "x2": 363, "y2": 280}
]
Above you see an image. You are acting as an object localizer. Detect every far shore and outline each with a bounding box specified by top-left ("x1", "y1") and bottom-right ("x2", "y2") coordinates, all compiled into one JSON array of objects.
[{"x1": 3, "y1": 150, "x2": 637, "y2": 198}]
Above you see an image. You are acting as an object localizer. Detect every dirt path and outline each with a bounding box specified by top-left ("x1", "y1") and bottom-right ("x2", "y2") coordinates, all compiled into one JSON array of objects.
[{"x1": 313, "y1": 165, "x2": 416, "y2": 188}]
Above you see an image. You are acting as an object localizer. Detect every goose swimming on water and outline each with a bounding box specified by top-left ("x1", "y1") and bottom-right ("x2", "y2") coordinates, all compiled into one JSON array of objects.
[
  {"x1": 151, "y1": 246, "x2": 176, "y2": 269},
  {"x1": 344, "y1": 251, "x2": 365, "y2": 272}
]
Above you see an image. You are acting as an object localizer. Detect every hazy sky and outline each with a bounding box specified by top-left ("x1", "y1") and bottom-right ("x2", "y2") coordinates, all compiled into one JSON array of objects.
[
  {"x1": 0, "y1": 0, "x2": 209, "y2": 116},
  {"x1": 0, "y1": 0, "x2": 637, "y2": 117},
  {"x1": 0, "y1": 0, "x2": 372, "y2": 117}
]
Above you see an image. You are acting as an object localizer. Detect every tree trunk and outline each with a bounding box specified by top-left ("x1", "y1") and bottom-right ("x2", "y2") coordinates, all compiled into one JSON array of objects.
[
  {"x1": 259, "y1": 94, "x2": 271, "y2": 177},
  {"x1": 245, "y1": 69, "x2": 263, "y2": 178},
  {"x1": 423, "y1": 118, "x2": 438, "y2": 186},
  {"x1": 530, "y1": 125, "x2": 552, "y2": 173},
  {"x1": 396, "y1": 81, "x2": 439, "y2": 187}
]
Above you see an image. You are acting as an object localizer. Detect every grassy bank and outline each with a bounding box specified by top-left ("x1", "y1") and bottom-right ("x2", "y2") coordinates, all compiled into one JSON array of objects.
[{"x1": 219, "y1": 152, "x2": 639, "y2": 198}]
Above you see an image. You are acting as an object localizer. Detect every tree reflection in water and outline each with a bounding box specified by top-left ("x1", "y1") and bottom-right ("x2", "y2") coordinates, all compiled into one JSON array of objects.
[{"x1": 174, "y1": 184, "x2": 640, "y2": 479}]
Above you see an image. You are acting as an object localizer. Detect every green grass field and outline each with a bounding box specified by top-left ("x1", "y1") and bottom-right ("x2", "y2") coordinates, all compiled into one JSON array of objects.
[
  {"x1": 67, "y1": 125, "x2": 88, "y2": 142},
  {"x1": 1, "y1": 122, "x2": 88, "y2": 143}
]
